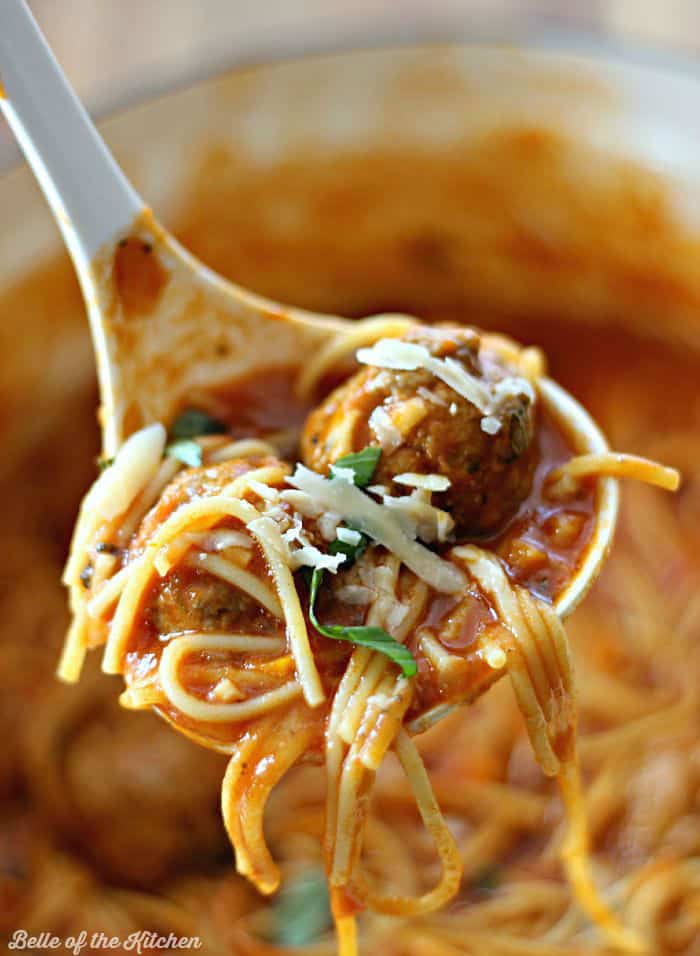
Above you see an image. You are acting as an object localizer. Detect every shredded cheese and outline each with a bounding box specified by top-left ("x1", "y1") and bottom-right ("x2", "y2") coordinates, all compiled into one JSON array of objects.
[
  {"x1": 369, "y1": 406, "x2": 403, "y2": 450},
  {"x1": 480, "y1": 416, "x2": 501, "y2": 435},
  {"x1": 318, "y1": 513, "x2": 341, "y2": 542},
  {"x1": 287, "y1": 465, "x2": 464, "y2": 594},
  {"x1": 357, "y1": 338, "x2": 534, "y2": 435},
  {"x1": 290, "y1": 545, "x2": 345, "y2": 573},
  {"x1": 394, "y1": 473, "x2": 451, "y2": 492},
  {"x1": 330, "y1": 465, "x2": 358, "y2": 483},
  {"x1": 336, "y1": 527, "x2": 363, "y2": 546},
  {"x1": 381, "y1": 492, "x2": 454, "y2": 544},
  {"x1": 279, "y1": 489, "x2": 321, "y2": 518},
  {"x1": 210, "y1": 677, "x2": 245, "y2": 702}
]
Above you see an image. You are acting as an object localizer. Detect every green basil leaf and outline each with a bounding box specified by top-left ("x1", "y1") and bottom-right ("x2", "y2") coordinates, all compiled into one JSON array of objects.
[
  {"x1": 166, "y1": 439, "x2": 202, "y2": 468},
  {"x1": 97, "y1": 456, "x2": 114, "y2": 472},
  {"x1": 308, "y1": 569, "x2": 417, "y2": 677},
  {"x1": 268, "y1": 867, "x2": 331, "y2": 947},
  {"x1": 331, "y1": 446, "x2": 381, "y2": 488},
  {"x1": 170, "y1": 407, "x2": 226, "y2": 440}
]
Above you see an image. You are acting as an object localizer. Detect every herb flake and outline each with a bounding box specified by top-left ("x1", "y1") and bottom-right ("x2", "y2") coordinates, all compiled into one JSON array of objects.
[
  {"x1": 331, "y1": 446, "x2": 381, "y2": 488},
  {"x1": 308, "y1": 568, "x2": 417, "y2": 677}
]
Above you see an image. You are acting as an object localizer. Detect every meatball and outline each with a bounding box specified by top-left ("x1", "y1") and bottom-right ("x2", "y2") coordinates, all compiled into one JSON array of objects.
[
  {"x1": 302, "y1": 327, "x2": 536, "y2": 536},
  {"x1": 153, "y1": 572, "x2": 255, "y2": 635},
  {"x1": 133, "y1": 454, "x2": 285, "y2": 548},
  {"x1": 134, "y1": 455, "x2": 290, "y2": 638}
]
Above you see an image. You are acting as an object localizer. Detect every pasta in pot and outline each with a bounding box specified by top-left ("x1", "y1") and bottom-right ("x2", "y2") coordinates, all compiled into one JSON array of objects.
[{"x1": 59, "y1": 321, "x2": 678, "y2": 956}]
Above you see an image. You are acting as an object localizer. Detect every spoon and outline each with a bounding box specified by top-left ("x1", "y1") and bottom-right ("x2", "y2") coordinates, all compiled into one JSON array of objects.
[{"x1": 0, "y1": 0, "x2": 618, "y2": 628}]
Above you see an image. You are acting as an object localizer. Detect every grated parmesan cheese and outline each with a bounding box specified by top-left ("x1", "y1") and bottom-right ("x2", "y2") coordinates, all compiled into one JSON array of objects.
[
  {"x1": 480, "y1": 416, "x2": 501, "y2": 435},
  {"x1": 279, "y1": 489, "x2": 321, "y2": 518},
  {"x1": 369, "y1": 406, "x2": 403, "y2": 450},
  {"x1": 394, "y1": 472, "x2": 451, "y2": 492},
  {"x1": 319, "y1": 512, "x2": 341, "y2": 542},
  {"x1": 287, "y1": 465, "x2": 464, "y2": 593},
  {"x1": 336, "y1": 526, "x2": 363, "y2": 546},
  {"x1": 357, "y1": 338, "x2": 534, "y2": 435},
  {"x1": 290, "y1": 545, "x2": 345, "y2": 573},
  {"x1": 210, "y1": 677, "x2": 245, "y2": 702},
  {"x1": 381, "y1": 492, "x2": 454, "y2": 544},
  {"x1": 367, "y1": 690, "x2": 402, "y2": 712},
  {"x1": 281, "y1": 514, "x2": 306, "y2": 547},
  {"x1": 255, "y1": 508, "x2": 345, "y2": 574},
  {"x1": 329, "y1": 464, "x2": 357, "y2": 483}
]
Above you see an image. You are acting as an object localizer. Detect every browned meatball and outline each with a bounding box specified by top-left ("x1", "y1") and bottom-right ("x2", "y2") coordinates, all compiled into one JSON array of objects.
[
  {"x1": 135, "y1": 455, "x2": 290, "y2": 639},
  {"x1": 133, "y1": 454, "x2": 285, "y2": 549},
  {"x1": 302, "y1": 327, "x2": 536, "y2": 536},
  {"x1": 153, "y1": 571, "x2": 256, "y2": 634}
]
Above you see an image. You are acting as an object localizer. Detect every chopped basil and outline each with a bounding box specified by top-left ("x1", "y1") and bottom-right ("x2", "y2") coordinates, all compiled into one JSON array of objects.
[
  {"x1": 305, "y1": 447, "x2": 415, "y2": 673},
  {"x1": 97, "y1": 456, "x2": 114, "y2": 472},
  {"x1": 165, "y1": 439, "x2": 203, "y2": 468},
  {"x1": 164, "y1": 407, "x2": 227, "y2": 467},
  {"x1": 308, "y1": 568, "x2": 417, "y2": 677},
  {"x1": 169, "y1": 407, "x2": 226, "y2": 440},
  {"x1": 267, "y1": 867, "x2": 331, "y2": 947},
  {"x1": 331, "y1": 446, "x2": 381, "y2": 488}
]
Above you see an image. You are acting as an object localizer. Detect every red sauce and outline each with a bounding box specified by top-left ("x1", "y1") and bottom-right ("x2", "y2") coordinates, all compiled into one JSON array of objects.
[
  {"x1": 438, "y1": 591, "x2": 496, "y2": 651},
  {"x1": 487, "y1": 404, "x2": 596, "y2": 601},
  {"x1": 113, "y1": 237, "x2": 167, "y2": 317},
  {"x1": 213, "y1": 368, "x2": 313, "y2": 439}
]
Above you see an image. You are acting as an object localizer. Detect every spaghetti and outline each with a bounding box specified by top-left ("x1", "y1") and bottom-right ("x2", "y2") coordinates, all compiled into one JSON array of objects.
[{"x1": 57, "y1": 319, "x2": 679, "y2": 956}]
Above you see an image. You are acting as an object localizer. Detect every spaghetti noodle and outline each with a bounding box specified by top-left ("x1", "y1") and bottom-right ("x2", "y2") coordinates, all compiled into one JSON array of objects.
[{"x1": 57, "y1": 319, "x2": 679, "y2": 956}]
